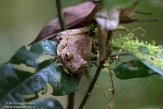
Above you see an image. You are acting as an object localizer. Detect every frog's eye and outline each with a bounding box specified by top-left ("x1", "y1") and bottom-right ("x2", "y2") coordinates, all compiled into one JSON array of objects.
[{"x1": 64, "y1": 52, "x2": 73, "y2": 61}]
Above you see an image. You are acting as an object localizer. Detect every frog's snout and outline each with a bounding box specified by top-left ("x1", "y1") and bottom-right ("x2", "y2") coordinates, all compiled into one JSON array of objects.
[{"x1": 74, "y1": 59, "x2": 88, "y2": 73}]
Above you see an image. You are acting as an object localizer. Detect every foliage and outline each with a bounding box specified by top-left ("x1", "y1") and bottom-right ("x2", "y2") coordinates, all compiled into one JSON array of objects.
[
  {"x1": 0, "y1": 40, "x2": 78, "y2": 108},
  {"x1": 33, "y1": 98, "x2": 63, "y2": 109},
  {"x1": 0, "y1": 0, "x2": 163, "y2": 109},
  {"x1": 112, "y1": 27, "x2": 163, "y2": 76}
]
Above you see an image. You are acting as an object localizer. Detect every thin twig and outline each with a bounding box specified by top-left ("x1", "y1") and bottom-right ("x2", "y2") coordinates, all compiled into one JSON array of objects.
[
  {"x1": 78, "y1": 61, "x2": 104, "y2": 109},
  {"x1": 55, "y1": 0, "x2": 66, "y2": 31},
  {"x1": 78, "y1": 29, "x2": 112, "y2": 109},
  {"x1": 108, "y1": 66, "x2": 115, "y2": 95},
  {"x1": 67, "y1": 92, "x2": 75, "y2": 109},
  {"x1": 135, "y1": 10, "x2": 152, "y2": 15},
  {"x1": 55, "y1": 0, "x2": 71, "y2": 109}
]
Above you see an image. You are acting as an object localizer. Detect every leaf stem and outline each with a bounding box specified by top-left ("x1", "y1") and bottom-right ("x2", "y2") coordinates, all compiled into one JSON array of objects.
[{"x1": 55, "y1": 0, "x2": 66, "y2": 31}]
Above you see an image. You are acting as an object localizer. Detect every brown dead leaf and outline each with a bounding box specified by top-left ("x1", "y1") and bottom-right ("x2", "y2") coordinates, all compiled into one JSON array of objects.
[
  {"x1": 30, "y1": 1, "x2": 100, "y2": 45},
  {"x1": 119, "y1": 0, "x2": 140, "y2": 23}
]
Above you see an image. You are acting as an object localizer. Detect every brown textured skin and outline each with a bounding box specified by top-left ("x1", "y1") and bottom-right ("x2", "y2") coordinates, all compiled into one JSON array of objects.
[
  {"x1": 30, "y1": 1, "x2": 99, "y2": 45},
  {"x1": 57, "y1": 27, "x2": 91, "y2": 73}
]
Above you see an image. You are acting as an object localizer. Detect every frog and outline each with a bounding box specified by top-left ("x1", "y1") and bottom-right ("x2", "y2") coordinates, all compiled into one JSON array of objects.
[{"x1": 56, "y1": 27, "x2": 92, "y2": 73}]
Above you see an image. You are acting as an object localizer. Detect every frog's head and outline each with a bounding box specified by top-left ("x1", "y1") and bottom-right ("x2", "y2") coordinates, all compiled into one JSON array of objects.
[
  {"x1": 57, "y1": 28, "x2": 91, "y2": 73},
  {"x1": 59, "y1": 50, "x2": 88, "y2": 73}
]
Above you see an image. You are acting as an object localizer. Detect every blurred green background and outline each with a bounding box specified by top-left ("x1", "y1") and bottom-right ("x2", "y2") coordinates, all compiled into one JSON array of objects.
[{"x1": 0, "y1": 0, "x2": 163, "y2": 109}]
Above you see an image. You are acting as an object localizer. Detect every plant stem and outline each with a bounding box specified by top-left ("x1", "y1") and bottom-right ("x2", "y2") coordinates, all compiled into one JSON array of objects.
[
  {"x1": 55, "y1": 0, "x2": 71, "y2": 109},
  {"x1": 67, "y1": 92, "x2": 75, "y2": 109},
  {"x1": 108, "y1": 66, "x2": 115, "y2": 95},
  {"x1": 78, "y1": 29, "x2": 112, "y2": 109},
  {"x1": 55, "y1": 0, "x2": 66, "y2": 31},
  {"x1": 78, "y1": 61, "x2": 104, "y2": 109}
]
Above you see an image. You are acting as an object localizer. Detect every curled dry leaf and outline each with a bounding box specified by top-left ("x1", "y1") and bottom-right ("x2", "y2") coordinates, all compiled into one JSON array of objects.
[
  {"x1": 95, "y1": 9, "x2": 120, "y2": 30},
  {"x1": 57, "y1": 27, "x2": 92, "y2": 73},
  {"x1": 119, "y1": 0, "x2": 140, "y2": 23},
  {"x1": 95, "y1": 0, "x2": 140, "y2": 30},
  {"x1": 95, "y1": 0, "x2": 140, "y2": 63},
  {"x1": 30, "y1": 1, "x2": 100, "y2": 44}
]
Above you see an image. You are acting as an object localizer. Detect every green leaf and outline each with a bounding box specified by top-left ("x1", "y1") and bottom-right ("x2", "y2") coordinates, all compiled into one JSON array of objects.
[
  {"x1": 112, "y1": 32, "x2": 163, "y2": 76},
  {"x1": 113, "y1": 60, "x2": 155, "y2": 79},
  {"x1": 33, "y1": 98, "x2": 63, "y2": 109},
  {"x1": 0, "y1": 63, "x2": 20, "y2": 100},
  {"x1": 38, "y1": 59, "x2": 55, "y2": 70},
  {"x1": 51, "y1": 64, "x2": 78, "y2": 96},
  {"x1": 14, "y1": 69, "x2": 33, "y2": 81},
  {"x1": 0, "y1": 63, "x2": 32, "y2": 100},
  {"x1": 9, "y1": 46, "x2": 39, "y2": 67},
  {"x1": 0, "y1": 39, "x2": 78, "y2": 107},
  {"x1": 30, "y1": 40, "x2": 58, "y2": 56},
  {"x1": 0, "y1": 63, "x2": 78, "y2": 108},
  {"x1": 9, "y1": 40, "x2": 58, "y2": 67},
  {"x1": 139, "y1": 45, "x2": 163, "y2": 76}
]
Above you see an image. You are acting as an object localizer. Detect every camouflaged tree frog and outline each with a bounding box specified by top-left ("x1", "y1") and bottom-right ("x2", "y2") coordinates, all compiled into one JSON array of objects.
[{"x1": 56, "y1": 27, "x2": 92, "y2": 73}]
